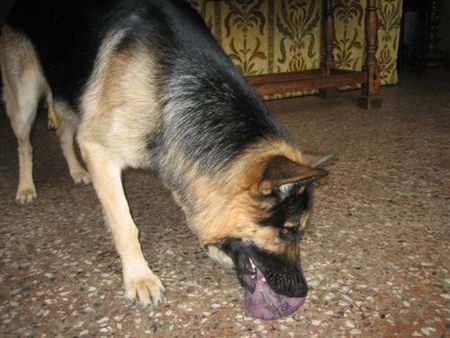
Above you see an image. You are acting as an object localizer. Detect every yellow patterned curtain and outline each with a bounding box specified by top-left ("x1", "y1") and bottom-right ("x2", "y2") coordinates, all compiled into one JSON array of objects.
[{"x1": 189, "y1": 0, "x2": 402, "y2": 91}]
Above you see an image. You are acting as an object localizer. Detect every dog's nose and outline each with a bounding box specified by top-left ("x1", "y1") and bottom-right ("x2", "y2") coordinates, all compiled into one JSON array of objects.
[
  {"x1": 293, "y1": 282, "x2": 308, "y2": 298},
  {"x1": 288, "y1": 270, "x2": 308, "y2": 297},
  {"x1": 276, "y1": 271, "x2": 308, "y2": 297}
]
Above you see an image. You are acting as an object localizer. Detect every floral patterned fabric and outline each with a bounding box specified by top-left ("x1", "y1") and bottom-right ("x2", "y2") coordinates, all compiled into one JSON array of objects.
[{"x1": 189, "y1": 0, "x2": 402, "y2": 91}]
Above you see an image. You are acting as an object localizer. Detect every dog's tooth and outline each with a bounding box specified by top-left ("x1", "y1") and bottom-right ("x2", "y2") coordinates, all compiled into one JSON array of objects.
[
  {"x1": 249, "y1": 259, "x2": 256, "y2": 271},
  {"x1": 261, "y1": 277, "x2": 266, "y2": 282}
]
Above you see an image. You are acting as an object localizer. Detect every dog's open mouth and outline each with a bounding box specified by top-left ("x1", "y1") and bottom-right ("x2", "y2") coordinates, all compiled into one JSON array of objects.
[{"x1": 243, "y1": 257, "x2": 305, "y2": 320}]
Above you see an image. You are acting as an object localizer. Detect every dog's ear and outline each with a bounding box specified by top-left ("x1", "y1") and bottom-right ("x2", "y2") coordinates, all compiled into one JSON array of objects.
[{"x1": 258, "y1": 156, "x2": 328, "y2": 195}]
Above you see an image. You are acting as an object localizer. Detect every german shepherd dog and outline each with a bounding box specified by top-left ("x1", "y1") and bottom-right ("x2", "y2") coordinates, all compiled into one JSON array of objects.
[{"x1": 1, "y1": 0, "x2": 329, "y2": 318}]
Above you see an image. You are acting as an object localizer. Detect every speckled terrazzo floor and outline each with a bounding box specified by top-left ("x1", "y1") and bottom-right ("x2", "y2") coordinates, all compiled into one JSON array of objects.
[{"x1": 1, "y1": 69, "x2": 449, "y2": 338}]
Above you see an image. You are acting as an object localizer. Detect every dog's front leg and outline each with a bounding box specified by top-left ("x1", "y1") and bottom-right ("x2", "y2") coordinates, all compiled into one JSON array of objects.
[{"x1": 80, "y1": 143, "x2": 164, "y2": 306}]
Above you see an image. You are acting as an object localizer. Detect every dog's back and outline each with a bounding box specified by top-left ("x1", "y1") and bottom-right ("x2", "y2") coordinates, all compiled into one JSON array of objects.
[
  {"x1": 5, "y1": 0, "x2": 289, "y2": 174},
  {"x1": 5, "y1": 0, "x2": 193, "y2": 109}
]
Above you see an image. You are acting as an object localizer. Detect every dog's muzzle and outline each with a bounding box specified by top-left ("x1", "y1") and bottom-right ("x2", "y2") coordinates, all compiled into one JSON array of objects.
[{"x1": 220, "y1": 239, "x2": 306, "y2": 320}]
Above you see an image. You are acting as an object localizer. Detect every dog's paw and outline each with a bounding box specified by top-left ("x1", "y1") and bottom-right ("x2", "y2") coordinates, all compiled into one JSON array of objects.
[
  {"x1": 71, "y1": 169, "x2": 91, "y2": 185},
  {"x1": 123, "y1": 262, "x2": 165, "y2": 307},
  {"x1": 16, "y1": 187, "x2": 37, "y2": 204}
]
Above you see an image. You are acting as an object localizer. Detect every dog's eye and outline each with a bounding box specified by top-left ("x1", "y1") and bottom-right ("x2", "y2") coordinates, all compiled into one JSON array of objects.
[{"x1": 279, "y1": 227, "x2": 299, "y2": 241}]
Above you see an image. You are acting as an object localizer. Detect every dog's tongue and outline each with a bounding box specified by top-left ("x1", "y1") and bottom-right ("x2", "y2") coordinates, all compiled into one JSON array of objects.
[{"x1": 244, "y1": 268, "x2": 305, "y2": 320}]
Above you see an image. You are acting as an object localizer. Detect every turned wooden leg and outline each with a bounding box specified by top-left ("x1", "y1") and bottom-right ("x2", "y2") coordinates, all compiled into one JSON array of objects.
[
  {"x1": 358, "y1": 0, "x2": 383, "y2": 109},
  {"x1": 423, "y1": 0, "x2": 449, "y2": 67},
  {"x1": 319, "y1": 0, "x2": 338, "y2": 99}
]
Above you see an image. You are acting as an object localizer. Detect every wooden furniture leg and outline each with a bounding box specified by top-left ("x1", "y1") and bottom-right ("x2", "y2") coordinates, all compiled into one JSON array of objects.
[
  {"x1": 358, "y1": 0, "x2": 383, "y2": 109},
  {"x1": 423, "y1": 0, "x2": 449, "y2": 67},
  {"x1": 318, "y1": 0, "x2": 338, "y2": 99}
]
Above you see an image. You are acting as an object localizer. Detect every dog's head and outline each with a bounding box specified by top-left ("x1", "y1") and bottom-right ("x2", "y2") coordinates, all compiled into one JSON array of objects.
[{"x1": 189, "y1": 142, "x2": 330, "y2": 319}]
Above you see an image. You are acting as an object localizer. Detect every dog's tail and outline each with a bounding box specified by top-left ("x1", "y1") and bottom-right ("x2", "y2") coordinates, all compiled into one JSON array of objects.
[
  {"x1": 46, "y1": 92, "x2": 58, "y2": 129},
  {"x1": 0, "y1": 26, "x2": 4, "y2": 105}
]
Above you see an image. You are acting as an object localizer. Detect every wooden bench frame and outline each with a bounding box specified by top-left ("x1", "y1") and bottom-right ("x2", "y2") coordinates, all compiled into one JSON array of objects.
[{"x1": 246, "y1": 0, "x2": 383, "y2": 109}]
